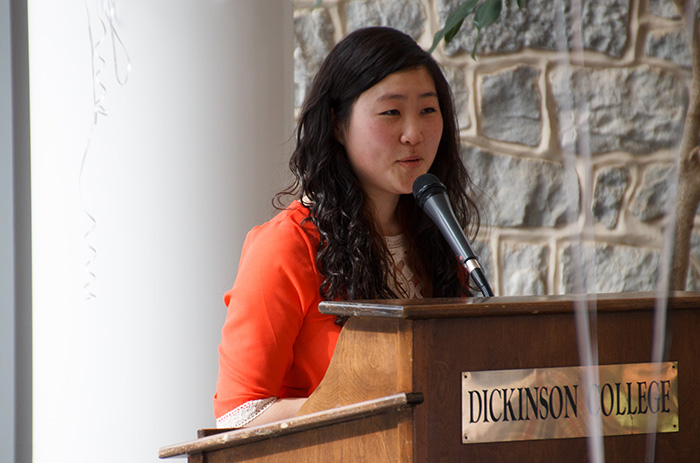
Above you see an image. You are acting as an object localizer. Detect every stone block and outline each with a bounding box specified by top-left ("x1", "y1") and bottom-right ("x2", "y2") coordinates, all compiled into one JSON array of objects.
[
  {"x1": 691, "y1": 228, "x2": 700, "y2": 263},
  {"x1": 687, "y1": 225, "x2": 700, "y2": 291},
  {"x1": 550, "y1": 66, "x2": 687, "y2": 155},
  {"x1": 649, "y1": 0, "x2": 682, "y2": 19},
  {"x1": 592, "y1": 166, "x2": 629, "y2": 229},
  {"x1": 294, "y1": 8, "x2": 335, "y2": 107},
  {"x1": 436, "y1": 0, "x2": 629, "y2": 57},
  {"x1": 442, "y1": 65, "x2": 471, "y2": 130},
  {"x1": 687, "y1": 264, "x2": 700, "y2": 292},
  {"x1": 648, "y1": 0, "x2": 699, "y2": 20},
  {"x1": 480, "y1": 64, "x2": 541, "y2": 146},
  {"x1": 559, "y1": 242, "x2": 661, "y2": 293},
  {"x1": 344, "y1": 0, "x2": 425, "y2": 39},
  {"x1": 630, "y1": 163, "x2": 676, "y2": 222},
  {"x1": 645, "y1": 28, "x2": 691, "y2": 69},
  {"x1": 501, "y1": 240, "x2": 549, "y2": 295},
  {"x1": 462, "y1": 144, "x2": 580, "y2": 227}
]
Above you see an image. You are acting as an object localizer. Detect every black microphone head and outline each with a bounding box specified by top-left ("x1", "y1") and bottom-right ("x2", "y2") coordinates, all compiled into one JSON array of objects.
[{"x1": 412, "y1": 173, "x2": 447, "y2": 208}]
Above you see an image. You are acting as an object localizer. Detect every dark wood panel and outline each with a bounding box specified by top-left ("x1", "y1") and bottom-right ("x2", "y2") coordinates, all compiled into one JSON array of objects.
[{"x1": 411, "y1": 307, "x2": 700, "y2": 462}]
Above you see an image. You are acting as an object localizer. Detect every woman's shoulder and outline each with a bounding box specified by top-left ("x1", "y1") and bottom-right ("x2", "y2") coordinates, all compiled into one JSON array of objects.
[
  {"x1": 253, "y1": 201, "x2": 315, "y2": 236},
  {"x1": 243, "y1": 201, "x2": 318, "y2": 257}
]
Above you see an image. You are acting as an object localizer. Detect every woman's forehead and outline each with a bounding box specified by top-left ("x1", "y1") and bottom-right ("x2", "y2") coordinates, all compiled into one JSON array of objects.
[{"x1": 359, "y1": 67, "x2": 437, "y2": 102}]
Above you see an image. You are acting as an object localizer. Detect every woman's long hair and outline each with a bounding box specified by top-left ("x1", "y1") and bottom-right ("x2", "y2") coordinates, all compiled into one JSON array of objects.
[{"x1": 276, "y1": 27, "x2": 482, "y2": 301}]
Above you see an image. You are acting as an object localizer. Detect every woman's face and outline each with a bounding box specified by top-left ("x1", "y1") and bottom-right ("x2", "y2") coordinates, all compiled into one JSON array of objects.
[{"x1": 337, "y1": 66, "x2": 443, "y2": 208}]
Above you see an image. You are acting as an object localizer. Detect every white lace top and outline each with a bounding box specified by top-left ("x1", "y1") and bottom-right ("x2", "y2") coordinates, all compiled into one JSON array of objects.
[
  {"x1": 384, "y1": 234, "x2": 423, "y2": 299},
  {"x1": 215, "y1": 234, "x2": 422, "y2": 428},
  {"x1": 216, "y1": 397, "x2": 276, "y2": 428}
]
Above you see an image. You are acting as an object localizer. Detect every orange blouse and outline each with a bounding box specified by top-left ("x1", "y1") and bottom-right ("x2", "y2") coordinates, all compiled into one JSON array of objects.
[{"x1": 213, "y1": 202, "x2": 342, "y2": 419}]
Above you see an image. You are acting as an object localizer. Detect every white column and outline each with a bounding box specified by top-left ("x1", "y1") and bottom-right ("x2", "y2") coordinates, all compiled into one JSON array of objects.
[
  {"x1": 28, "y1": 1, "x2": 293, "y2": 461},
  {"x1": 1, "y1": 0, "x2": 16, "y2": 460}
]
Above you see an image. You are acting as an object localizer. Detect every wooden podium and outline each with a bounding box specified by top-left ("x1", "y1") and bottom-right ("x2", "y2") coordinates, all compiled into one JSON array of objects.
[{"x1": 159, "y1": 292, "x2": 700, "y2": 462}]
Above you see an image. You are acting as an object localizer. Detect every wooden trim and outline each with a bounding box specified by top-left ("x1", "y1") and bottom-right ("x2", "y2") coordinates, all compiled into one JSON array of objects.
[
  {"x1": 158, "y1": 393, "x2": 423, "y2": 459},
  {"x1": 319, "y1": 292, "x2": 700, "y2": 319}
]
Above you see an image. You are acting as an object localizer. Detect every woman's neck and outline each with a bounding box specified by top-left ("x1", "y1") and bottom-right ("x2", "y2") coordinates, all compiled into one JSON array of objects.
[{"x1": 368, "y1": 194, "x2": 402, "y2": 236}]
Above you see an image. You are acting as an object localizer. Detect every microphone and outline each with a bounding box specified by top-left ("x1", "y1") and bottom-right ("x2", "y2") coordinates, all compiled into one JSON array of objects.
[{"x1": 412, "y1": 173, "x2": 494, "y2": 297}]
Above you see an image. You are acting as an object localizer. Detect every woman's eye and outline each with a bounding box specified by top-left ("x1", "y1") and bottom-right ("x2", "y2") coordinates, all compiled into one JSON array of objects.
[
  {"x1": 380, "y1": 109, "x2": 400, "y2": 116},
  {"x1": 422, "y1": 107, "x2": 438, "y2": 114}
]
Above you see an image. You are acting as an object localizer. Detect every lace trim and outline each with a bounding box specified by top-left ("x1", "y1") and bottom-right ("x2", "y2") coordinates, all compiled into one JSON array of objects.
[
  {"x1": 216, "y1": 397, "x2": 277, "y2": 429},
  {"x1": 385, "y1": 234, "x2": 423, "y2": 299}
]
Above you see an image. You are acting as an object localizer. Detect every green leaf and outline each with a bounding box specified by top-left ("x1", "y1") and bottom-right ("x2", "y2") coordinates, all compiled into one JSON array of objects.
[
  {"x1": 473, "y1": 0, "x2": 502, "y2": 30},
  {"x1": 444, "y1": 19, "x2": 465, "y2": 44},
  {"x1": 470, "y1": 0, "x2": 502, "y2": 58},
  {"x1": 428, "y1": 0, "x2": 479, "y2": 53},
  {"x1": 471, "y1": 30, "x2": 482, "y2": 60}
]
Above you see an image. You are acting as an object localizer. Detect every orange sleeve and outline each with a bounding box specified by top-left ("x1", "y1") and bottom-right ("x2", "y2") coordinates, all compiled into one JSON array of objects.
[{"x1": 213, "y1": 206, "x2": 340, "y2": 419}]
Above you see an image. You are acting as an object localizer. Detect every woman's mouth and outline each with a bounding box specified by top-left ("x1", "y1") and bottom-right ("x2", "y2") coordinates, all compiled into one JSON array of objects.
[{"x1": 397, "y1": 157, "x2": 422, "y2": 168}]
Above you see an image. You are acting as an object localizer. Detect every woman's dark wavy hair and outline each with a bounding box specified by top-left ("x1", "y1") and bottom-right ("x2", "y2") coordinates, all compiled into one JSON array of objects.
[{"x1": 276, "y1": 27, "x2": 482, "y2": 303}]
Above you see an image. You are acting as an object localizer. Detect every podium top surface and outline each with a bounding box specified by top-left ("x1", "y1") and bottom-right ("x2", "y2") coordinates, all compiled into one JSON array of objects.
[{"x1": 319, "y1": 291, "x2": 700, "y2": 319}]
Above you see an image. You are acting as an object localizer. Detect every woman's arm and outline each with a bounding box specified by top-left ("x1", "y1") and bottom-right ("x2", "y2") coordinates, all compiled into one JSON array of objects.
[
  {"x1": 214, "y1": 206, "x2": 328, "y2": 426},
  {"x1": 245, "y1": 397, "x2": 307, "y2": 427}
]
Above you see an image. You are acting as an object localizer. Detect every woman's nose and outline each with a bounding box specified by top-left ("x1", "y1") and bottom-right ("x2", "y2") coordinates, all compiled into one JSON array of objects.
[{"x1": 400, "y1": 117, "x2": 424, "y2": 145}]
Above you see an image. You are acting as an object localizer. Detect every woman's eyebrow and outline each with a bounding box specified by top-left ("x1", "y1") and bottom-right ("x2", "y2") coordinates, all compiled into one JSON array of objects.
[{"x1": 376, "y1": 91, "x2": 438, "y2": 102}]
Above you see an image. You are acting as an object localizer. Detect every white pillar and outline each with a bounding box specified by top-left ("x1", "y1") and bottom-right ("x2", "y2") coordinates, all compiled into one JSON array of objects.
[
  {"x1": 28, "y1": 1, "x2": 293, "y2": 461},
  {"x1": 1, "y1": 0, "x2": 16, "y2": 460}
]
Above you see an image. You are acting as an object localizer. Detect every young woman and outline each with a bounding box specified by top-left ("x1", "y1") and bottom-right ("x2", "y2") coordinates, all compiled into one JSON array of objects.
[{"x1": 214, "y1": 27, "x2": 482, "y2": 428}]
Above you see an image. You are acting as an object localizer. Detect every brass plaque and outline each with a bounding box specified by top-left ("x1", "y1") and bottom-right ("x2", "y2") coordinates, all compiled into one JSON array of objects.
[{"x1": 461, "y1": 362, "x2": 678, "y2": 444}]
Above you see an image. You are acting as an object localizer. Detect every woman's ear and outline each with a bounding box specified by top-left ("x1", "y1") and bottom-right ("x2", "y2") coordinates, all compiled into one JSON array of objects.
[
  {"x1": 334, "y1": 125, "x2": 344, "y2": 145},
  {"x1": 331, "y1": 109, "x2": 344, "y2": 145}
]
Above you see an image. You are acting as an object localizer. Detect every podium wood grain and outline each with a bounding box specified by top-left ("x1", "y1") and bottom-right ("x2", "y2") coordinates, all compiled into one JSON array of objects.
[{"x1": 159, "y1": 292, "x2": 700, "y2": 462}]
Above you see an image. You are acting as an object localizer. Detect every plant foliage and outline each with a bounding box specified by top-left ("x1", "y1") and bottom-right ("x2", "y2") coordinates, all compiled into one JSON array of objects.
[{"x1": 429, "y1": 0, "x2": 528, "y2": 58}]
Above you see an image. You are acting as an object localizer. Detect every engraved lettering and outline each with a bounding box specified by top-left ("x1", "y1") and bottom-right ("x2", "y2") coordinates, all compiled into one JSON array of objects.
[
  {"x1": 661, "y1": 380, "x2": 671, "y2": 413},
  {"x1": 615, "y1": 383, "x2": 627, "y2": 416},
  {"x1": 503, "y1": 388, "x2": 517, "y2": 422},
  {"x1": 489, "y1": 389, "x2": 503, "y2": 422},
  {"x1": 525, "y1": 387, "x2": 538, "y2": 421},
  {"x1": 549, "y1": 386, "x2": 563, "y2": 419},
  {"x1": 626, "y1": 382, "x2": 638, "y2": 415},
  {"x1": 600, "y1": 383, "x2": 614, "y2": 417},
  {"x1": 469, "y1": 390, "x2": 482, "y2": 423},
  {"x1": 637, "y1": 382, "x2": 648, "y2": 414},
  {"x1": 482, "y1": 390, "x2": 489, "y2": 423},
  {"x1": 539, "y1": 387, "x2": 549, "y2": 420},
  {"x1": 564, "y1": 385, "x2": 578, "y2": 418},
  {"x1": 648, "y1": 381, "x2": 659, "y2": 414}
]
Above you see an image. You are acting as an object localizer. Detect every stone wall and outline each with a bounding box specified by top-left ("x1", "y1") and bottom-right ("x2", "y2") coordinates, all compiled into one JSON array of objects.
[{"x1": 293, "y1": 0, "x2": 700, "y2": 296}]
